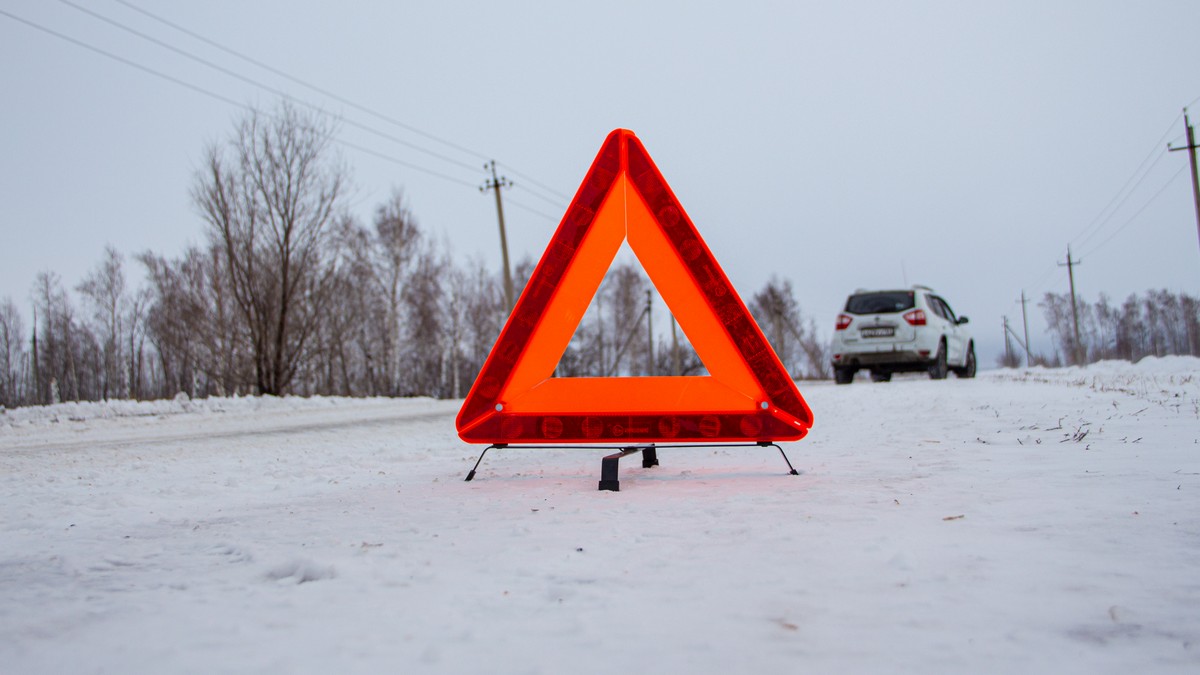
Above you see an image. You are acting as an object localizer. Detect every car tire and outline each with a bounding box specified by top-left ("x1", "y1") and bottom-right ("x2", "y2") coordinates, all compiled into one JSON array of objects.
[
  {"x1": 928, "y1": 342, "x2": 948, "y2": 380},
  {"x1": 870, "y1": 369, "x2": 891, "y2": 382},
  {"x1": 953, "y1": 344, "x2": 977, "y2": 379},
  {"x1": 834, "y1": 366, "x2": 855, "y2": 385}
]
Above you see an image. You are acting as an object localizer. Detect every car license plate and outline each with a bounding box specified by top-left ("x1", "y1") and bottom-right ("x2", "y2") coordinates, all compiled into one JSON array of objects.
[{"x1": 860, "y1": 327, "x2": 895, "y2": 338}]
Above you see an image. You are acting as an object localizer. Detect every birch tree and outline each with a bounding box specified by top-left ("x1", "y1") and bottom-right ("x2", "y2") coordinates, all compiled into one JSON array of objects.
[{"x1": 192, "y1": 101, "x2": 348, "y2": 395}]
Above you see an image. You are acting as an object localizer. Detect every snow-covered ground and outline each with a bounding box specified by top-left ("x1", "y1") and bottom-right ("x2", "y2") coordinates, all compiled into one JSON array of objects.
[{"x1": 2, "y1": 359, "x2": 1198, "y2": 674}]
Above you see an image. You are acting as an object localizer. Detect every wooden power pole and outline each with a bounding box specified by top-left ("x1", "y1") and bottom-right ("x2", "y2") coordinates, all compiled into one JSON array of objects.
[
  {"x1": 1059, "y1": 247, "x2": 1083, "y2": 365},
  {"x1": 1019, "y1": 290, "x2": 1032, "y2": 367},
  {"x1": 481, "y1": 161, "x2": 514, "y2": 312},
  {"x1": 670, "y1": 314, "x2": 680, "y2": 376},
  {"x1": 1168, "y1": 109, "x2": 1200, "y2": 253},
  {"x1": 1002, "y1": 316, "x2": 1013, "y2": 367},
  {"x1": 645, "y1": 290, "x2": 653, "y2": 375}
]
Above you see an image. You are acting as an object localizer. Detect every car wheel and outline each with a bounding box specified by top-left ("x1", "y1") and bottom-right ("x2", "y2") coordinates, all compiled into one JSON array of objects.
[
  {"x1": 928, "y1": 342, "x2": 948, "y2": 380},
  {"x1": 834, "y1": 366, "x2": 855, "y2": 385},
  {"x1": 870, "y1": 369, "x2": 891, "y2": 382},
  {"x1": 953, "y1": 344, "x2": 977, "y2": 379}
]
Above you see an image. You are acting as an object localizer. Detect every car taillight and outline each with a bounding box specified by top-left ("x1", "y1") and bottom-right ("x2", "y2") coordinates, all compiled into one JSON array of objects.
[
  {"x1": 903, "y1": 309, "x2": 926, "y2": 326},
  {"x1": 835, "y1": 314, "x2": 852, "y2": 330}
]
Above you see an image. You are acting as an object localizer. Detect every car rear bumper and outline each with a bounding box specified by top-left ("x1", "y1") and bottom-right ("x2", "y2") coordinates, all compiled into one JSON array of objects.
[{"x1": 831, "y1": 343, "x2": 937, "y2": 372}]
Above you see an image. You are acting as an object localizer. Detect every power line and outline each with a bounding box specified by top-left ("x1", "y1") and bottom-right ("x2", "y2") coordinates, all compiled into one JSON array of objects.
[
  {"x1": 1022, "y1": 259, "x2": 1066, "y2": 301},
  {"x1": 1069, "y1": 112, "x2": 1180, "y2": 250},
  {"x1": 505, "y1": 197, "x2": 559, "y2": 222},
  {"x1": 111, "y1": 0, "x2": 492, "y2": 164},
  {"x1": 109, "y1": 0, "x2": 571, "y2": 208},
  {"x1": 1078, "y1": 164, "x2": 1188, "y2": 259},
  {"x1": 336, "y1": 138, "x2": 478, "y2": 189},
  {"x1": 1022, "y1": 111, "x2": 1189, "y2": 297},
  {"x1": 61, "y1": 0, "x2": 568, "y2": 220},
  {"x1": 499, "y1": 162, "x2": 572, "y2": 202},
  {"x1": 0, "y1": 8, "x2": 482, "y2": 190},
  {"x1": 511, "y1": 184, "x2": 569, "y2": 209},
  {"x1": 56, "y1": 0, "x2": 483, "y2": 175},
  {"x1": 0, "y1": 7, "x2": 244, "y2": 107}
]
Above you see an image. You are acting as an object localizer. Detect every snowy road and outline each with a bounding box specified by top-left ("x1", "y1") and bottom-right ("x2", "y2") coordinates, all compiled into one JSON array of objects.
[{"x1": 2, "y1": 361, "x2": 1198, "y2": 674}]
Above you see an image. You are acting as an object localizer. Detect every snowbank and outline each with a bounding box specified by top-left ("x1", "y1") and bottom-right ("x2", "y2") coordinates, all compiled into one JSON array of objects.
[{"x1": 1, "y1": 393, "x2": 433, "y2": 429}]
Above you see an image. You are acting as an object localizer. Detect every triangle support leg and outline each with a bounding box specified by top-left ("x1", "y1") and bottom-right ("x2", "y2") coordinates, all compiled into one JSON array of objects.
[
  {"x1": 760, "y1": 441, "x2": 800, "y2": 476},
  {"x1": 465, "y1": 444, "x2": 505, "y2": 482}
]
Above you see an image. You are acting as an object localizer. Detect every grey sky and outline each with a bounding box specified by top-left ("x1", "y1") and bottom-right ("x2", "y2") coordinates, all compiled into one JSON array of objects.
[{"x1": 2, "y1": 0, "x2": 1199, "y2": 366}]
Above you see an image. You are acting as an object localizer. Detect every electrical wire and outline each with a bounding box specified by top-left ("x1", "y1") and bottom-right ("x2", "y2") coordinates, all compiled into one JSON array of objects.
[
  {"x1": 110, "y1": 0, "x2": 572, "y2": 207},
  {"x1": 70, "y1": 0, "x2": 569, "y2": 218},
  {"x1": 1022, "y1": 263, "x2": 1066, "y2": 302},
  {"x1": 0, "y1": 8, "x2": 244, "y2": 108},
  {"x1": 1077, "y1": 164, "x2": 1188, "y2": 260},
  {"x1": 499, "y1": 163, "x2": 572, "y2": 203},
  {"x1": 336, "y1": 139, "x2": 478, "y2": 189},
  {"x1": 56, "y1": 0, "x2": 483, "y2": 175},
  {"x1": 1068, "y1": 112, "x2": 1180, "y2": 251},
  {"x1": 511, "y1": 184, "x2": 569, "y2": 209},
  {"x1": 110, "y1": 0, "x2": 491, "y2": 164},
  {"x1": 1022, "y1": 110, "x2": 1191, "y2": 299},
  {"x1": 0, "y1": 8, "x2": 482, "y2": 190}
]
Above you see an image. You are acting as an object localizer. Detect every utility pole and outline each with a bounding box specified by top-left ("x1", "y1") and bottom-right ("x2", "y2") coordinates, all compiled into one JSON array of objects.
[
  {"x1": 670, "y1": 314, "x2": 681, "y2": 376},
  {"x1": 480, "y1": 161, "x2": 514, "y2": 312},
  {"x1": 645, "y1": 290, "x2": 653, "y2": 376},
  {"x1": 1168, "y1": 108, "x2": 1200, "y2": 253},
  {"x1": 597, "y1": 294, "x2": 606, "y2": 377},
  {"x1": 30, "y1": 305, "x2": 39, "y2": 404},
  {"x1": 1003, "y1": 316, "x2": 1031, "y2": 367},
  {"x1": 1002, "y1": 316, "x2": 1013, "y2": 367},
  {"x1": 1018, "y1": 290, "x2": 1032, "y2": 367},
  {"x1": 1059, "y1": 247, "x2": 1083, "y2": 365}
]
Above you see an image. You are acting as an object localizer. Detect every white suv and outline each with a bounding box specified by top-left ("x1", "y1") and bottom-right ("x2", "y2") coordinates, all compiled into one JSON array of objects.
[{"x1": 830, "y1": 286, "x2": 975, "y2": 384}]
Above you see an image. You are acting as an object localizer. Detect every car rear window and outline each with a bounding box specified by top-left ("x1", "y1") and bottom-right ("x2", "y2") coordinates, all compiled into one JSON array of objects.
[{"x1": 845, "y1": 291, "x2": 915, "y2": 314}]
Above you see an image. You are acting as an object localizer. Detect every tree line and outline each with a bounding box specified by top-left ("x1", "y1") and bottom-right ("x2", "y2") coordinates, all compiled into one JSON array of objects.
[
  {"x1": 1020, "y1": 289, "x2": 1200, "y2": 367},
  {"x1": 0, "y1": 102, "x2": 829, "y2": 409}
]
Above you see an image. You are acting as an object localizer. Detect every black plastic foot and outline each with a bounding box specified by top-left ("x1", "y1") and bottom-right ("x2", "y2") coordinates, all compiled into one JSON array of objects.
[
  {"x1": 599, "y1": 447, "x2": 641, "y2": 491},
  {"x1": 642, "y1": 447, "x2": 659, "y2": 468}
]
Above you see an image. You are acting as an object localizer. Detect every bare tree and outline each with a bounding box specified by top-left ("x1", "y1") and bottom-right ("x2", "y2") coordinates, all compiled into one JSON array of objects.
[
  {"x1": 32, "y1": 272, "x2": 86, "y2": 403},
  {"x1": 458, "y1": 257, "x2": 505, "y2": 385},
  {"x1": 1041, "y1": 289, "x2": 1200, "y2": 366},
  {"x1": 1040, "y1": 292, "x2": 1085, "y2": 365},
  {"x1": 77, "y1": 246, "x2": 128, "y2": 399},
  {"x1": 140, "y1": 243, "x2": 250, "y2": 398},
  {"x1": 341, "y1": 190, "x2": 422, "y2": 394},
  {"x1": 0, "y1": 297, "x2": 26, "y2": 407},
  {"x1": 400, "y1": 243, "x2": 446, "y2": 395},
  {"x1": 602, "y1": 263, "x2": 650, "y2": 376},
  {"x1": 192, "y1": 101, "x2": 348, "y2": 395},
  {"x1": 749, "y1": 276, "x2": 830, "y2": 379}
]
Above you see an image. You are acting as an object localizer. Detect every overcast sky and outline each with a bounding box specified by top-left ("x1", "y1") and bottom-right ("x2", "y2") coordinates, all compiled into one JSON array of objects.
[{"x1": 3, "y1": 0, "x2": 1199, "y2": 366}]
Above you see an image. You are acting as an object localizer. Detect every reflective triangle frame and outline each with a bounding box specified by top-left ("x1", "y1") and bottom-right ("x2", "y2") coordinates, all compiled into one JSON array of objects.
[{"x1": 456, "y1": 129, "x2": 813, "y2": 444}]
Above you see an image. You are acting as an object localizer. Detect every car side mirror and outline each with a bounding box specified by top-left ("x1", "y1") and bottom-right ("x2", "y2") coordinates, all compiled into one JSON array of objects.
[{"x1": 957, "y1": 316, "x2": 969, "y2": 325}]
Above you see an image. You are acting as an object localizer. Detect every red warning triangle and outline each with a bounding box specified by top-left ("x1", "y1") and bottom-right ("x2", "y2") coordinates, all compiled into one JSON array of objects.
[{"x1": 456, "y1": 129, "x2": 813, "y2": 444}]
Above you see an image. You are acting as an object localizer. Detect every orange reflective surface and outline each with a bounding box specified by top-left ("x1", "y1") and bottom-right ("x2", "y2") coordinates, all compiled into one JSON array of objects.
[{"x1": 456, "y1": 129, "x2": 813, "y2": 444}]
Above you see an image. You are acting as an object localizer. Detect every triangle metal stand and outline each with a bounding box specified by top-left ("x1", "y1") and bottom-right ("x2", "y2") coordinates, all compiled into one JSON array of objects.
[{"x1": 464, "y1": 442, "x2": 799, "y2": 491}]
